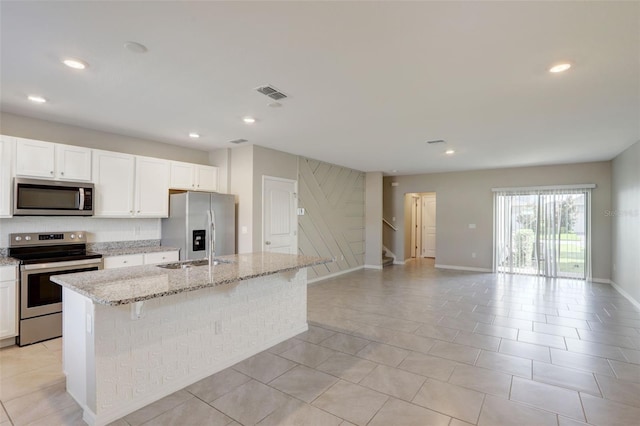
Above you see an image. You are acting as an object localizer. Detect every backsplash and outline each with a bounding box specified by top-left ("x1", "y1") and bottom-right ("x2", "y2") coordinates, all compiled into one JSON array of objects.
[{"x1": 0, "y1": 217, "x2": 161, "y2": 247}]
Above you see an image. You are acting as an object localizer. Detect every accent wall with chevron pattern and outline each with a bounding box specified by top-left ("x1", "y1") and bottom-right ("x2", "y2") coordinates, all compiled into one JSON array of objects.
[{"x1": 298, "y1": 157, "x2": 365, "y2": 280}]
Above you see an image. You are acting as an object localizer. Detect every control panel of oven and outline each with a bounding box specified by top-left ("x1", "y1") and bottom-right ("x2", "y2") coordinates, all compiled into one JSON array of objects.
[{"x1": 9, "y1": 231, "x2": 88, "y2": 247}]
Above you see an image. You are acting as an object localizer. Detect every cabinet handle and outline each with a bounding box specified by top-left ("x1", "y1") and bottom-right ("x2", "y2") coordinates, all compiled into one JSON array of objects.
[
  {"x1": 137, "y1": 210, "x2": 140, "y2": 213},
  {"x1": 50, "y1": 171, "x2": 54, "y2": 175},
  {"x1": 60, "y1": 171, "x2": 64, "y2": 176},
  {"x1": 123, "y1": 260, "x2": 128, "y2": 264}
]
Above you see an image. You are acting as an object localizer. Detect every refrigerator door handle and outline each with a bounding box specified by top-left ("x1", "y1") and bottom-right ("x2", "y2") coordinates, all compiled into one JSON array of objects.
[{"x1": 207, "y1": 209, "x2": 216, "y2": 260}]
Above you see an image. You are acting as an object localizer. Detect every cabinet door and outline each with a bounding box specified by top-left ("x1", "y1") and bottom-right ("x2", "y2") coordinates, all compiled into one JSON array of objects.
[
  {"x1": 56, "y1": 144, "x2": 92, "y2": 181},
  {"x1": 15, "y1": 138, "x2": 55, "y2": 178},
  {"x1": 195, "y1": 165, "x2": 218, "y2": 192},
  {"x1": 93, "y1": 150, "x2": 135, "y2": 217},
  {"x1": 135, "y1": 156, "x2": 170, "y2": 217},
  {"x1": 143, "y1": 251, "x2": 179, "y2": 265},
  {"x1": 0, "y1": 137, "x2": 14, "y2": 217},
  {"x1": 103, "y1": 254, "x2": 144, "y2": 269},
  {"x1": 0, "y1": 266, "x2": 18, "y2": 339},
  {"x1": 170, "y1": 161, "x2": 195, "y2": 190}
]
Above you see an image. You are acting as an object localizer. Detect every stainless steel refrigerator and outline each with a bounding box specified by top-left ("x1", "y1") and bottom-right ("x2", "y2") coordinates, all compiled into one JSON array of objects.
[{"x1": 161, "y1": 192, "x2": 236, "y2": 260}]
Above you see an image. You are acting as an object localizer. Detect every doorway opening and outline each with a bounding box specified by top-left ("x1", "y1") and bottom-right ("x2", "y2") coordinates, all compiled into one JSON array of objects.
[
  {"x1": 406, "y1": 192, "x2": 436, "y2": 259},
  {"x1": 493, "y1": 188, "x2": 591, "y2": 279}
]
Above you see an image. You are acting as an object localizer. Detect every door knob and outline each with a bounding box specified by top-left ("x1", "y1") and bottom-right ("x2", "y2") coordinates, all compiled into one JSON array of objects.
[{"x1": 265, "y1": 241, "x2": 271, "y2": 245}]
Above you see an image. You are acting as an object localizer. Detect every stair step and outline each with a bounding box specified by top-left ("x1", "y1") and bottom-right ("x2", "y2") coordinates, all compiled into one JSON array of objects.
[{"x1": 382, "y1": 256, "x2": 394, "y2": 267}]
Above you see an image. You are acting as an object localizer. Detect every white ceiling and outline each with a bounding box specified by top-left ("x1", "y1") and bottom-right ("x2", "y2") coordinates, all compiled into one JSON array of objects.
[{"x1": 1, "y1": 1, "x2": 638, "y2": 175}]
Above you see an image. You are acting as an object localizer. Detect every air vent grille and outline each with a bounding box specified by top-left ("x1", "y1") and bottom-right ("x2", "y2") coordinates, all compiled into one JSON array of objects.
[
  {"x1": 256, "y1": 85, "x2": 288, "y2": 100},
  {"x1": 229, "y1": 138, "x2": 248, "y2": 144},
  {"x1": 426, "y1": 139, "x2": 446, "y2": 144}
]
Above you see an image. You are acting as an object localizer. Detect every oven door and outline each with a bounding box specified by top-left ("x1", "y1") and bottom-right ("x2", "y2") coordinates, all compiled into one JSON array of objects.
[{"x1": 20, "y1": 258, "x2": 103, "y2": 319}]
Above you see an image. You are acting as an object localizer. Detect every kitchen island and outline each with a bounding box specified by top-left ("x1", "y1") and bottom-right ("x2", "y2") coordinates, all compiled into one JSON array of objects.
[{"x1": 52, "y1": 252, "x2": 330, "y2": 426}]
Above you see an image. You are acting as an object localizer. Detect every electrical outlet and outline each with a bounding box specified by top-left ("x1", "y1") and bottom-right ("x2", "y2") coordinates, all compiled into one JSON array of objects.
[
  {"x1": 472, "y1": 252, "x2": 476, "y2": 258},
  {"x1": 340, "y1": 255, "x2": 345, "y2": 261}
]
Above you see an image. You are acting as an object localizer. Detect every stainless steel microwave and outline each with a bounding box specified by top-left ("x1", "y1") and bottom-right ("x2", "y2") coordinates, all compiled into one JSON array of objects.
[{"x1": 13, "y1": 178, "x2": 94, "y2": 216}]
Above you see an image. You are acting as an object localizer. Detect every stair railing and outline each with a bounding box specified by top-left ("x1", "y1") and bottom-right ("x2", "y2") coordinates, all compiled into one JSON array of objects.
[{"x1": 383, "y1": 218, "x2": 398, "y2": 231}]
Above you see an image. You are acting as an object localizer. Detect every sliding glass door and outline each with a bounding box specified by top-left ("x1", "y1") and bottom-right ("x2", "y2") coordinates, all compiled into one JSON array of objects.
[{"x1": 494, "y1": 189, "x2": 590, "y2": 279}]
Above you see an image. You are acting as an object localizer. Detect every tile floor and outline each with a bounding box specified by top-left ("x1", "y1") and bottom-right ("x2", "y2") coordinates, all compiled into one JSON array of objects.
[{"x1": 1, "y1": 259, "x2": 640, "y2": 425}]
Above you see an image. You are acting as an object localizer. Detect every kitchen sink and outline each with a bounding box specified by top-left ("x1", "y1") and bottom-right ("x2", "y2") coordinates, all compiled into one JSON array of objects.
[{"x1": 156, "y1": 258, "x2": 233, "y2": 269}]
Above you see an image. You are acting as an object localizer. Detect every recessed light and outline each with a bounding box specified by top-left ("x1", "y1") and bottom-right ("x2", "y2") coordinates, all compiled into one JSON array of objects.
[
  {"x1": 27, "y1": 95, "x2": 47, "y2": 103},
  {"x1": 62, "y1": 58, "x2": 88, "y2": 70},
  {"x1": 188, "y1": 132, "x2": 200, "y2": 139},
  {"x1": 243, "y1": 117, "x2": 256, "y2": 124},
  {"x1": 549, "y1": 63, "x2": 571, "y2": 73},
  {"x1": 445, "y1": 149, "x2": 455, "y2": 155},
  {"x1": 124, "y1": 41, "x2": 148, "y2": 54}
]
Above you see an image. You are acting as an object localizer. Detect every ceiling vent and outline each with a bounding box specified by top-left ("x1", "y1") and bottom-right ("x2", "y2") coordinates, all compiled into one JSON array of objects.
[
  {"x1": 256, "y1": 85, "x2": 287, "y2": 100},
  {"x1": 229, "y1": 138, "x2": 248, "y2": 144},
  {"x1": 426, "y1": 139, "x2": 446, "y2": 144}
]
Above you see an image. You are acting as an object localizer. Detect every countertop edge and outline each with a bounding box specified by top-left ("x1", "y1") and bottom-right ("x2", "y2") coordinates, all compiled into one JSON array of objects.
[{"x1": 54, "y1": 255, "x2": 330, "y2": 306}]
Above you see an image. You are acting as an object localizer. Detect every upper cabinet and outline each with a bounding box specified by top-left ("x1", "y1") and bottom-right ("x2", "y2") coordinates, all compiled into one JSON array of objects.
[
  {"x1": 93, "y1": 150, "x2": 169, "y2": 218},
  {"x1": 170, "y1": 161, "x2": 218, "y2": 192},
  {"x1": 135, "y1": 156, "x2": 170, "y2": 217},
  {"x1": 15, "y1": 138, "x2": 91, "y2": 181},
  {"x1": 0, "y1": 136, "x2": 15, "y2": 217}
]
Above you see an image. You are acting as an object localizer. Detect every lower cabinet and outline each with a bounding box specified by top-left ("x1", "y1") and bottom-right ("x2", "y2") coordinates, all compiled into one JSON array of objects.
[
  {"x1": 103, "y1": 251, "x2": 179, "y2": 269},
  {"x1": 0, "y1": 266, "x2": 18, "y2": 340}
]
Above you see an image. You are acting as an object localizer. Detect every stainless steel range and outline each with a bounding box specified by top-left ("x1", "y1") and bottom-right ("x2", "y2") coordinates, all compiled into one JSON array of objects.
[{"x1": 9, "y1": 231, "x2": 103, "y2": 346}]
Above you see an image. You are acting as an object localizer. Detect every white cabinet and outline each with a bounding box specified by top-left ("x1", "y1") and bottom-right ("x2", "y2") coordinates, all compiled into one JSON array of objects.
[
  {"x1": 135, "y1": 156, "x2": 170, "y2": 218},
  {"x1": 93, "y1": 150, "x2": 135, "y2": 217},
  {"x1": 15, "y1": 138, "x2": 91, "y2": 181},
  {"x1": 0, "y1": 266, "x2": 18, "y2": 340},
  {"x1": 103, "y1": 250, "x2": 179, "y2": 269},
  {"x1": 0, "y1": 136, "x2": 15, "y2": 217},
  {"x1": 170, "y1": 161, "x2": 218, "y2": 192},
  {"x1": 143, "y1": 251, "x2": 179, "y2": 265},
  {"x1": 93, "y1": 151, "x2": 169, "y2": 218}
]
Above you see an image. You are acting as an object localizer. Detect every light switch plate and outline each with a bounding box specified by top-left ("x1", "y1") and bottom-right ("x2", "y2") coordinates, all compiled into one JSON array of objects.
[
  {"x1": 297, "y1": 207, "x2": 305, "y2": 215},
  {"x1": 468, "y1": 224, "x2": 476, "y2": 229}
]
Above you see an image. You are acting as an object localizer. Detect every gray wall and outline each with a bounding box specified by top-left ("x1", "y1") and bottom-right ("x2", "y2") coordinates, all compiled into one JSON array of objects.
[
  {"x1": 252, "y1": 146, "x2": 299, "y2": 251},
  {"x1": 383, "y1": 161, "x2": 612, "y2": 280},
  {"x1": 298, "y1": 157, "x2": 365, "y2": 280},
  {"x1": 0, "y1": 112, "x2": 210, "y2": 164},
  {"x1": 365, "y1": 172, "x2": 383, "y2": 267},
  {"x1": 611, "y1": 141, "x2": 640, "y2": 303}
]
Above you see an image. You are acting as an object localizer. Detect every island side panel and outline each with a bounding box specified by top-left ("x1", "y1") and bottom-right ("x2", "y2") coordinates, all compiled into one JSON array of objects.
[
  {"x1": 62, "y1": 288, "x2": 97, "y2": 415},
  {"x1": 90, "y1": 269, "x2": 307, "y2": 425}
]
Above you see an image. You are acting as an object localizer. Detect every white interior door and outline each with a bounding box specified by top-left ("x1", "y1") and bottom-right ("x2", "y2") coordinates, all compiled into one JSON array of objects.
[
  {"x1": 263, "y1": 176, "x2": 297, "y2": 254},
  {"x1": 422, "y1": 194, "x2": 436, "y2": 258}
]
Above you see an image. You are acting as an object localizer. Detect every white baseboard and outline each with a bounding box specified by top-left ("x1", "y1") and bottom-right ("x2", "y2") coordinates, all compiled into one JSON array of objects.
[
  {"x1": 591, "y1": 278, "x2": 611, "y2": 284},
  {"x1": 364, "y1": 264, "x2": 383, "y2": 270},
  {"x1": 393, "y1": 260, "x2": 406, "y2": 265},
  {"x1": 308, "y1": 265, "x2": 364, "y2": 284},
  {"x1": 609, "y1": 280, "x2": 640, "y2": 310},
  {"x1": 0, "y1": 337, "x2": 16, "y2": 348},
  {"x1": 435, "y1": 264, "x2": 493, "y2": 273}
]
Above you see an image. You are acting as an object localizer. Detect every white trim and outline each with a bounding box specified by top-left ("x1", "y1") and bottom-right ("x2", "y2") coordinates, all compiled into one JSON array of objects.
[
  {"x1": 591, "y1": 278, "x2": 611, "y2": 284},
  {"x1": 364, "y1": 264, "x2": 383, "y2": 270},
  {"x1": 0, "y1": 337, "x2": 15, "y2": 348},
  {"x1": 307, "y1": 265, "x2": 364, "y2": 284},
  {"x1": 435, "y1": 264, "x2": 493, "y2": 273},
  {"x1": 492, "y1": 184, "x2": 596, "y2": 192},
  {"x1": 610, "y1": 280, "x2": 640, "y2": 310}
]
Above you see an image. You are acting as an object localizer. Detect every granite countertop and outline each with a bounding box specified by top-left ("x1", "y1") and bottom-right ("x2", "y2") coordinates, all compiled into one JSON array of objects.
[
  {"x1": 52, "y1": 252, "x2": 331, "y2": 306},
  {"x1": 0, "y1": 256, "x2": 19, "y2": 267},
  {"x1": 95, "y1": 246, "x2": 179, "y2": 257}
]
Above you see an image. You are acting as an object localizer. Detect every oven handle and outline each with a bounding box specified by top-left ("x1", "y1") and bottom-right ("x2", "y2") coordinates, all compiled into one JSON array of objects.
[{"x1": 22, "y1": 258, "x2": 104, "y2": 271}]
